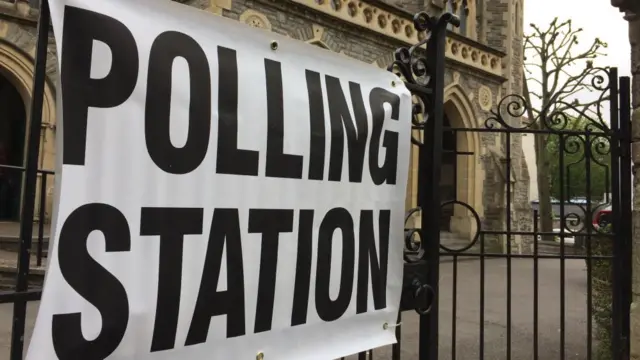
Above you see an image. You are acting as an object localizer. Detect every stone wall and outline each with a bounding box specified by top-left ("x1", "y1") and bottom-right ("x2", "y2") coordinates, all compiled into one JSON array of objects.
[
  {"x1": 0, "y1": 0, "x2": 532, "y2": 252},
  {"x1": 222, "y1": 0, "x2": 402, "y2": 64},
  {"x1": 381, "y1": 0, "x2": 425, "y2": 14},
  {"x1": 218, "y1": 0, "x2": 531, "y2": 252},
  {"x1": 483, "y1": 0, "x2": 508, "y2": 52},
  {"x1": 475, "y1": 0, "x2": 531, "y2": 252}
]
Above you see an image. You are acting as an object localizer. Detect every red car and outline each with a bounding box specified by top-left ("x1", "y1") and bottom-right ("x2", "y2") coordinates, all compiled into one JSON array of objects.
[{"x1": 592, "y1": 205, "x2": 612, "y2": 231}]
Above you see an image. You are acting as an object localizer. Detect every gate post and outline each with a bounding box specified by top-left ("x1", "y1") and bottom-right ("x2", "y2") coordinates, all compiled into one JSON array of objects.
[
  {"x1": 627, "y1": 14, "x2": 640, "y2": 360},
  {"x1": 387, "y1": 10, "x2": 459, "y2": 360},
  {"x1": 10, "y1": 1, "x2": 51, "y2": 359},
  {"x1": 418, "y1": 13, "x2": 452, "y2": 360},
  {"x1": 619, "y1": 75, "x2": 633, "y2": 359}
]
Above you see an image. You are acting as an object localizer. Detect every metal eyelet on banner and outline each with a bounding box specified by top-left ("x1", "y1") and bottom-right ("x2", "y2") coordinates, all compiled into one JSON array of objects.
[
  {"x1": 256, "y1": 351, "x2": 264, "y2": 360},
  {"x1": 270, "y1": 41, "x2": 278, "y2": 51},
  {"x1": 382, "y1": 322, "x2": 402, "y2": 330}
]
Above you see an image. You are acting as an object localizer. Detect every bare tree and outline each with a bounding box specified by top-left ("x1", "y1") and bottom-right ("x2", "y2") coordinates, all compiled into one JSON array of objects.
[{"x1": 523, "y1": 18, "x2": 607, "y2": 239}]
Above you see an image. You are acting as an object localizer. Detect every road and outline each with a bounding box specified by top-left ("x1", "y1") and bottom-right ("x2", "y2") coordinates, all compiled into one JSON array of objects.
[{"x1": 0, "y1": 259, "x2": 595, "y2": 360}]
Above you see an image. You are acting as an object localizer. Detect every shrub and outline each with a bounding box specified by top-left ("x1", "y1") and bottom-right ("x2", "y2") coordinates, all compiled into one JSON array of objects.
[{"x1": 590, "y1": 224, "x2": 613, "y2": 360}]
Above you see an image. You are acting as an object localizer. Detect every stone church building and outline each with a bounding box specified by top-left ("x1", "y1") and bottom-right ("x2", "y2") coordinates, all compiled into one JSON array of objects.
[{"x1": 0, "y1": 0, "x2": 531, "y2": 252}]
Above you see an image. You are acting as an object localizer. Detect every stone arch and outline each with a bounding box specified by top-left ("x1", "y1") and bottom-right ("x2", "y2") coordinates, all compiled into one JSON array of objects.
[
  {"x1": 0, "y1": 39, "x2": 56, "y2": 129},
  {"x1": 0, "y1": 38, "x2": 57, "y2": 222},
  {"x1": 443, "y1": 84, "x2": 483, "y2": 240}
]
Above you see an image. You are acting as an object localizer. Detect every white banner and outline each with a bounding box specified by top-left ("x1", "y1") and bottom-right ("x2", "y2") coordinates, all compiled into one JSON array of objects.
[{"x1": 27, "y1": 0, "x2": 412, "y2": 359}]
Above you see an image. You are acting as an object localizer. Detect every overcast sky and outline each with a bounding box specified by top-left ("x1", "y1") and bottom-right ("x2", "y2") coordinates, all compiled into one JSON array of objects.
[
  {"x1": 524, "y1": 0, "x2": 632, "y2": 78},
  {"x1": 521, "y1": 0, "x2": 632, "y2": 125},
  {"x1": 521, "y1": 0, "x2": 631, "y2": 200}
]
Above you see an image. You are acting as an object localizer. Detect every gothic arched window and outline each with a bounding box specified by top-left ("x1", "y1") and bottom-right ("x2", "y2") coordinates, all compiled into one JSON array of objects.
[
  {"x1": 446, "y1": 0, "x2": 454, "y2": 31},
  {"x1": 459, "y1": 2, "x2": 469, "y2": 35},
  {"x1": 446, "y1": 0, "x2": 470, "y2": 36}
]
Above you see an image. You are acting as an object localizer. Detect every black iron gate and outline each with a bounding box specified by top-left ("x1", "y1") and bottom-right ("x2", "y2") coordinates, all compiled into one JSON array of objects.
[
  {"x1": 1, "y1": 1, "x2": 52, "y2": 360},
  {"x1": 381, "y1": 9, "x2": 632, "y2": 360},
  {"x1": 0, "y1": 2, "x2": 633, "y2": 360}
]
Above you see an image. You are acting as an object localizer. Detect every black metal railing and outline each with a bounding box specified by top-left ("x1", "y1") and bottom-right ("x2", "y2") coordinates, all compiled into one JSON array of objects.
[
  {"x1": 5, "y1": 1, "x2": 50, "y2": 359},
  {"x1": 334, "y1": 18, "x2": 632, "y2": 360},
  {"x1": 0, "y1": 164, "x2": 52, "y2": 267},
  {"x1": 0, "y1": 1, "x2": 633, "y2": 359}
]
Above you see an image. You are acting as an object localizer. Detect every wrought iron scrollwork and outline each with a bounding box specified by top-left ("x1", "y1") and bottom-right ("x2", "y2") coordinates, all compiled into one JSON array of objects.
[
  {"x1": 401, "y1": 207, "x2": 434, "y2": 314},
  {"x1": 387, "y1": 12, "x2": 460, "y2": 146},
  {"x1": 387, "y1": 12, "x2": 437, "y2": 86},
  {"x1": 485, "y1": 67, "x2": 612, "y2": 134},
  {"x1": 411, "y1": 279, "x2": 434, "y2": 315},
  {"x1": 404, "y1": 207, "x2": 424, "y2": 262},
  {"x1": 438, "y1": 200, "x2": 482, "y2": 253},
  {"x1": 533, "y1": 82, "x2": 616, "y2": 237},
  {"x1": 392, "y1": 11, "x2": 459, "y2": 316},
  {"x1": 483, "y1": 66, "x2": 616, "y2": 240},
  {"x1": 400, "y1": 198, "x2": 483, "y2": 315}
]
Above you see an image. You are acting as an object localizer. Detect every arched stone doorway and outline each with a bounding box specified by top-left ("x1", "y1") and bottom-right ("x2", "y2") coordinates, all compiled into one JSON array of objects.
[
  {"x1": 441, "y1": 85, "x2": 484, "y2": 241},
  {"x1": 404, "y1": 86, "x2": 484, "y2": 240},
  {"x1": 0, "y1": 40, "x2": 57, "y2": 224},
  {"x1": 440, "y1": 114, "x2": 456, "y2": 230},
  {"x1": 0, "y1": 74, "x2": 26, "y2": 221}
]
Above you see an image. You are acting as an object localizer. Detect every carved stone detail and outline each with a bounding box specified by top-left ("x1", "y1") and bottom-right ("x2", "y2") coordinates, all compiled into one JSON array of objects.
[
  {"x1": 289, "y1": 0, "x2": 501, "y2": 77},
  {"x1": 239, "y1": 9, "x2": 272, "y2": 30},
  {"x1": 446, "y1": 37, "x2": 502, "y2": 77},
  {"x1": 453, "y1": 71, "x2": 461, "y2": 84},
  {"x1": 290, "y1": 0, "x2": 420, "y2": 44},
  {"x1": 478, "y1": 85, "x2": 493, "y2": 111}
]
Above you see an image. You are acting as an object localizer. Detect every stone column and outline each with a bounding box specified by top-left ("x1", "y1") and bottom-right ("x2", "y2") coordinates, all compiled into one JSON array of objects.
[{"x1": 629, "y1": 11, "x2": 640, "y2": 360}]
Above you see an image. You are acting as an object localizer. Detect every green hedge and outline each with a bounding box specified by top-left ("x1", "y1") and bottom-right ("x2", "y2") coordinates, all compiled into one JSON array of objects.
[{"x1": 589, "y1": 225, "x2": 613, "y2": 360}]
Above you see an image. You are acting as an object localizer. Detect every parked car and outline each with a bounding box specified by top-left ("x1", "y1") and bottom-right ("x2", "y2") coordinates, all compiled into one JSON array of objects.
[
  {"x1": 536, "y1": 228, "x2": 576, "y2": 244},
  {"x1": 572, "y1": 205, "x2": 612, "y2": 249},
  {"x1": 592, "y1": 205, "x2": 612, "y2": 231},
  {"x1": 536, "y1": 228, "x2": 575, "y2": 244}
]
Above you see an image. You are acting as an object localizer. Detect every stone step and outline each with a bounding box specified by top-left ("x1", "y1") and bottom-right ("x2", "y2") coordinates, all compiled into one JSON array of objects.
[
  {"x1": 439, "y1": 231, "x2": 482, "y2": 254},
  {"x1": 0, "y1": 247, "x2": 47, "y2": 291},
  {"x1": 0, "y1": 222, "x2": 51, "y2": 258},
  {"x1": 0, "y1": 235, "x2": 49, "y2": 256},
  {"x1": 0, "y1": 281, "x2": 44, "y2": 292},
  {"x1": 0, "y1": 258, "x2": 45, "y2": 291}
]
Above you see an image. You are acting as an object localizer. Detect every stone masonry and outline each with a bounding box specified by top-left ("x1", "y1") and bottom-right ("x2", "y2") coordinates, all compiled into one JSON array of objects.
[
  {"x1": 0, "y1": 0, "x2": 530, "y2": 253},
  {"x1": 193, "y1": 0, "x2": 530, "y2": 253}
]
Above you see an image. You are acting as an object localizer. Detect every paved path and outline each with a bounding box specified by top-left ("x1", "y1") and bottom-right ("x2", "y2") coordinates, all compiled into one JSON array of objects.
[
  {"x1": 344, "y1": 258, "x2": 594, "y2": 359},
  {"x1": 0, "y1": 301, "x2": 38, "y2": 360},
  {"x1": 0, "y1": 259, "x2": 595, "y2": 360}
]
